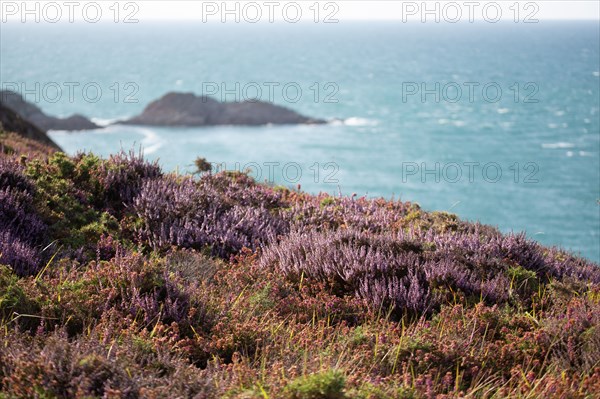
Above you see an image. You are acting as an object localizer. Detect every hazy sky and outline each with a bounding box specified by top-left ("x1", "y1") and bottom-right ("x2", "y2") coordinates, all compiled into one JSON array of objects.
[
  {"x1": 1, "y1": 1, "x2": 599, "y2": 22},
  {"x1": 141, "y1": 1, "x2": 600, "y2": 21}
]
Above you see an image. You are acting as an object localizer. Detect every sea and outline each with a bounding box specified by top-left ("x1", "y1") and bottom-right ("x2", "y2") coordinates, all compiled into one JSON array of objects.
[{"x1": 1, "y1": 20, "x2": 599, "y2": 262}]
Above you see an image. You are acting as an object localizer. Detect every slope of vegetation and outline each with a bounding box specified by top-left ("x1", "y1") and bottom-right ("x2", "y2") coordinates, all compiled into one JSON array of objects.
[{"x1": 1, "y1": 131, "x2": 599, "y2": 398}]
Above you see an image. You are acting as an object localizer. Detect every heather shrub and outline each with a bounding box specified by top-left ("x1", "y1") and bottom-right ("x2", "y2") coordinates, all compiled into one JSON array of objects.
[
  {"x1": 543, "y1": 247, "x2": 600, "y2": 283},
  {"x1": 198, "y1": 171, "x2": 285, "y2": 209},
  {"x1": 2, "y1": 144, "x2": 600, "y2": 398},
  {"x1": 39, "y1": 250, "x2": 209, "y2": 336},
  {"x1": 0, "y1": 187, "x2": 46, "y2": 244},
  {"x1": 0, "y1": 157, "x2": 34, "y2": 193},
  {"x1": 0, "y1": 130, "x2": 57, "y2": 160},
  {"x1": 97, "y1": 149, "x2": 162, "y2": 213},
  {"x1": 270, "y1": 279, "x2": 366, "y2": 325},
  {"x1": 0, "y1": 231, "x2": 41, "y2": 276},
  {"x1": 0, "y1": 327, "x2": 216, "y2": 398},
  {"x1": 426, "y1": 230, "x2": 600, "y2": 302},
  {"x1": 96, "y1": 234, "x2": 120, "y2": 261},
  {"x1": 284, "y1": 194, "x2": 409, "y2": 234},
  {"x1": 284, "y1": 194, "x2": 474, "y2": 237},
  {"x1": 260, "y1": 229, "x2": 433, "y2": 317},
  {"x1": 134, "y1": 174, "x2": 288, "y2": 258},
  {"x1": 541, "y1": 294, "x2": 600, "y2": 371},
  {"x1": 166, "y1": 248, "x2": 221, "y2": 284},
  {"x1": 261, "y1": 226, "x2": 600, "y2": 318},
  {"x1": 0, "y1": 159, "x2": 47, "y2": 275}
]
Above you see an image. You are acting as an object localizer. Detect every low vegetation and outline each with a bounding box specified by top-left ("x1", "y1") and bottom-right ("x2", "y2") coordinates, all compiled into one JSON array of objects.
[{"x1": 1, "y1": 131, "x2": 599, "y2": 398}]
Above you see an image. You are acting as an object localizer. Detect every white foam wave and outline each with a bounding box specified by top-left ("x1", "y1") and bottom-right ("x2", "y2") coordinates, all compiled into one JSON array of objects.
[
  {"x1": 437, "y1": 119, "x2": 466, "y2": 127},
  {"x1": 90, "y1": 117, "x2": 123, "y2": 127},
  {"x1": 137, "y1": 128, "x2": 165, "y2": 155},
  {"x1": 342, "y1": 117, "x2": 378, "y2": 127}
]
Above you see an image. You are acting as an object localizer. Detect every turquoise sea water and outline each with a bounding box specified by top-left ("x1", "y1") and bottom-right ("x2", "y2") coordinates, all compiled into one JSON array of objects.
[{"x1": 1, "y1": 21, "x2": 599, "y2": 262}]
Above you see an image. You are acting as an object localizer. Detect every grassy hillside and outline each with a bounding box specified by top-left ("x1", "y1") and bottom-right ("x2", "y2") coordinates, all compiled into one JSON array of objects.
[{"x1": 0, "y1": 131, "x2": 599, "y2": 398}]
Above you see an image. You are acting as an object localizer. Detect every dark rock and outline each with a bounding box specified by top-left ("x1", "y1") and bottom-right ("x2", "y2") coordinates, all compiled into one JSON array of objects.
[
  {"x1": 0, "y1": 90, "x2": 99, "y2": 131},
  {"x1": 120, "y1": 92, "x2": 326, "y2": 126},
  {"x1": 0, "y1": 103, "x2": 61, "y2": 150}
]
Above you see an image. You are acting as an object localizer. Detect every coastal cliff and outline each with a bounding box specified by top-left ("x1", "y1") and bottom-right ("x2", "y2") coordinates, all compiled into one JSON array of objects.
[
  {"x1": 0, "y1": 90, "x2": 98, "y2": 131},
  {"x1": 0, "y1": 102, "x2": 61, "y2": 151}
]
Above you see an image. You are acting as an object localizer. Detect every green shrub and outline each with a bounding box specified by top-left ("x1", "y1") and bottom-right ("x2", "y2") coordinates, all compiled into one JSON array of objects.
[
  {"x1": 349, "y1": 383, "x2": 417, "y2": 399},
  {"x1": 0, "y1": 264, "x2": 40, "y2": 328},
  {"x1": 508, "y1": 264, "x2": 540, "y2": 300},
  {"x1": 284, "y1": 370, "x2": 346, "y2": 399},
  {"x1": 320, "y1": 196, "x2": 336, "y2": 208}
]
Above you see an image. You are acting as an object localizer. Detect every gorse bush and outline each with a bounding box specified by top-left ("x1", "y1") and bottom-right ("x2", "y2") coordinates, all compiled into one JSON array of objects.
[
  {"x1": 14, "y1": 150, "x2": 163, "y2": 262},
  {"x1": 1, "y1": 138, "x2": 599, "y2": 398},
  {"x1": 284, "y1": 370, "x2": 346, "y2": 399},
  {"x1": 0, "y1": 264, "x2": 41, "y2": 325}
]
